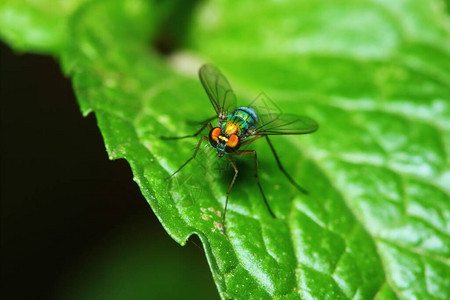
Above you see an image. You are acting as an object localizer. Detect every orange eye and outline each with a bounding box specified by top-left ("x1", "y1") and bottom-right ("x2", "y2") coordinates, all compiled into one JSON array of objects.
[
  {"x1": 227, "y1": 134, "x2": 239, "y2": 148},
  {"x1": 210, "y1": 127, "x2": 221, "y2": 142}
]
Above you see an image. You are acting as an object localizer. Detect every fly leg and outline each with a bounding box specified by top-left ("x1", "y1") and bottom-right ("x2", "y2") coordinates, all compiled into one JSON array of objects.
[
  {"x1": 265, "y1": 136, "x2": 308, "y2": 194},
  {"x1": 232, "y1": 150, "x2": 276, "y2": 218},
  {"x1": 222, "y1": 155, "x2": 239, "y2": 234},
  {"x1": 160, "y1": 122, "x2": 212, "y2": 140},
  {"x1": 186, "y1": 116, "x2": 217, "y2": 126},
  {"x1": 240, "y1": 135, "x2": 263, "y2": 147},
  {"x1": 164, "y1": 136, "x2": 209, "y2": 180}
]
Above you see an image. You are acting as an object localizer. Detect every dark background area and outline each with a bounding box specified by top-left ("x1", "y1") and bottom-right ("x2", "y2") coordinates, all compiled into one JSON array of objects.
[{"x1": 0, "y1": 42, "x2": 216, "y2": 299}]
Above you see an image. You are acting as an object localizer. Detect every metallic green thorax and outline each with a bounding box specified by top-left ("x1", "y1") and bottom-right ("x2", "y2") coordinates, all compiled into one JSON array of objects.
[{"x1": 222, "y1": 107, "x2": 258, "y2": 137}]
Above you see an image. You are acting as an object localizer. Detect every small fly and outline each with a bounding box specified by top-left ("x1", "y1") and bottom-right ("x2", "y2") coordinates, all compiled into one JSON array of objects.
[{"x1": 162, "y1": 64, "x2": 318, "y2": 234}]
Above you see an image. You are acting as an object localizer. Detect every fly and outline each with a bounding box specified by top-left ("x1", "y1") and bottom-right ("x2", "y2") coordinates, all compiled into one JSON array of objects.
[{"x1": 162, "y1": 64, "x2": 318, "y2": 234}]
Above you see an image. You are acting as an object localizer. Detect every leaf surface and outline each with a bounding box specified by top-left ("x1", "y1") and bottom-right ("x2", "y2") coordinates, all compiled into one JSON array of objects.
[{"x1": 1, "y1": 0, "x2": 449, "y2": 299}]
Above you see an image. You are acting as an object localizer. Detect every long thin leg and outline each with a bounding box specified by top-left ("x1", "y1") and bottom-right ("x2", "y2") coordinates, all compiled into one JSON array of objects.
[
  {"x1": 160, "y1": 122, "x2": 212, "y2": 140},
  {"x1": 222, "y1": 155, "x2": 239, "y2": 234},
  {"x1": 240, "y1": 134, "x2": 263, "y2": 147},
  {"x1": 164, "y1": 136, "x2": 209, "y2": 180},
  {"x1": 187, "y1": 115, "x2": 216, "y2": 126},
  {"x1": 233, "y1": 150, "x2": 276, "y2": 218},
  {"x1": 265, "y1": 136, "x2": 308, "y2": 194}
]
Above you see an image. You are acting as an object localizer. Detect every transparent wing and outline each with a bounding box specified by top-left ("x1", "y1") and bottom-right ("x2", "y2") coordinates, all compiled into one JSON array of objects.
[
  {"x1": 246, "y1": 92, "x2": 318, "y2": 135},
  {"x1": 254, "y1": 113, "x2": 318, "y2": 135},
  {"x1": 199, "y1": 64, "x2": 237, "y2": 119}
]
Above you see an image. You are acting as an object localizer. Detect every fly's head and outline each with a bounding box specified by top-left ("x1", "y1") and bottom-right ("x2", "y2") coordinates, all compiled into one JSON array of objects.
[{"x1": 208, "y1": 127, "x2": 240, "y2": 157}]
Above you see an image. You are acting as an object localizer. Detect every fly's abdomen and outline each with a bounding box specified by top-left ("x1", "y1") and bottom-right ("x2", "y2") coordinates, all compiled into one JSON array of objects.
[{"x1": 224, "y1": 107, "x2": 258, "y2": 136}]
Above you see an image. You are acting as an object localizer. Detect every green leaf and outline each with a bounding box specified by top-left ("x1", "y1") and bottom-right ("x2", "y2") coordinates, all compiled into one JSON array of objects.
[
  {"x1": 0, "y1": 0, "x2": 88, "y2": 54},
  {"x1": 1, "y1": 0, "x2": 449, "y2": 299}
]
